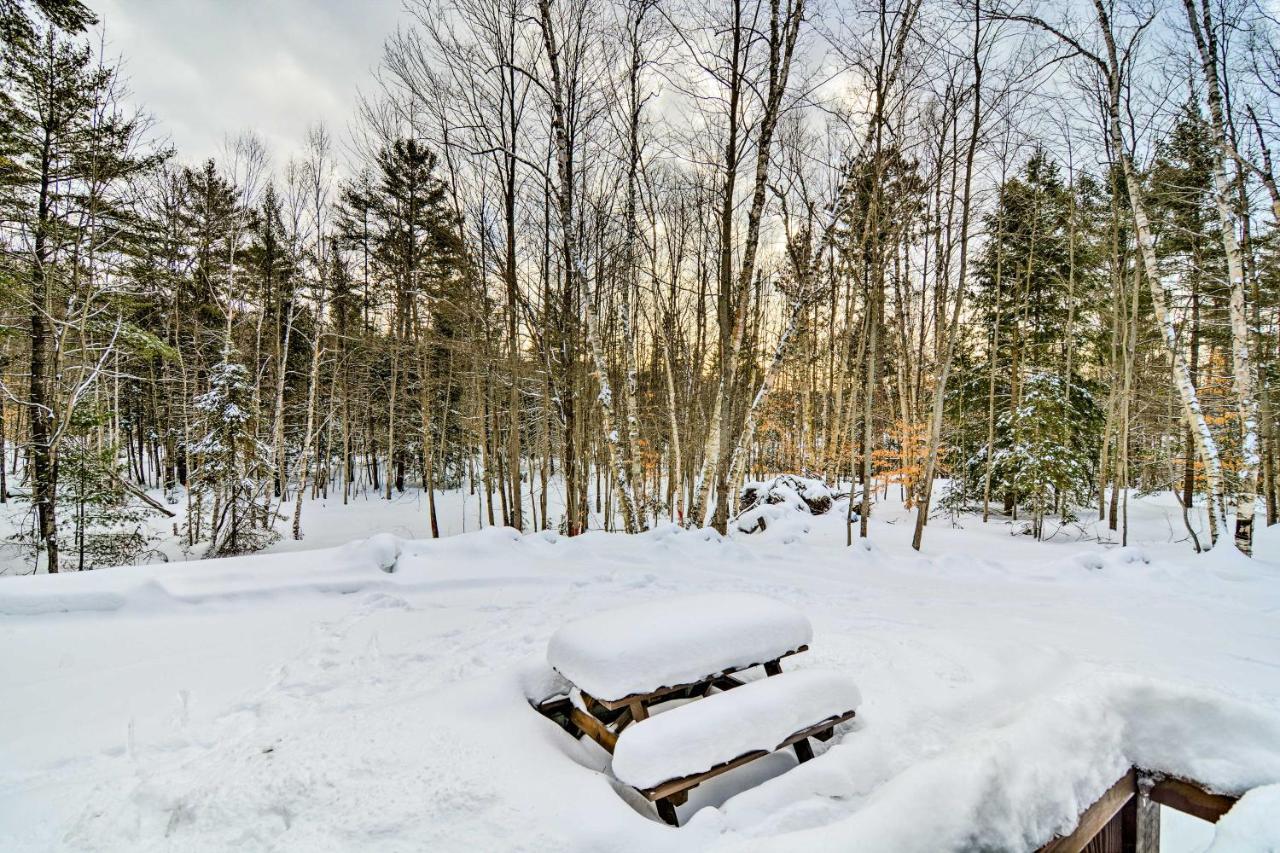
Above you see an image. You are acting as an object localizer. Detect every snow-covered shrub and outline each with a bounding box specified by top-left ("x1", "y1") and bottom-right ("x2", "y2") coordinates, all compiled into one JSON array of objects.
[{"x1": 9, "y1": 400, "x2": 165, "y2": 571}]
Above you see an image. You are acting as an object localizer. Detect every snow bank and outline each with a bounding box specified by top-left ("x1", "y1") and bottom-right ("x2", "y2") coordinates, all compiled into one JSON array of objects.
[
  {"x1": 612, "y1": 669, "x2": 860, "y2": 789},
  {"x1": 546, "y1": 593, "x2": 813, "y2": 701},
  {"x1": 715, "y1": 675, "x2": 1280, "y2": 851},
  {"x1": 5, "y1": 490, "x2": 1280, "y2": 852},
  {"x1": 0, "y1": 534, "x2": 406, "y2": 615},
  {"x1": 1202, "y1": 784, "x2": 1280, "y2": 851}
]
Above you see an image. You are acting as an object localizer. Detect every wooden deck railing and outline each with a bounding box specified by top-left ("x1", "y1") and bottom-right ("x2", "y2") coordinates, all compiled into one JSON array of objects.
[{"x1": 1035, "y1": 767, "x2": 1241, "y2": 853}]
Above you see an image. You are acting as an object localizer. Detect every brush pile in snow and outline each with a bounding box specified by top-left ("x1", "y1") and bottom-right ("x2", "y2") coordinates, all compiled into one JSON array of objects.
[{"x1": 737, "y1": 475, "x2": 835, "y2": 534}]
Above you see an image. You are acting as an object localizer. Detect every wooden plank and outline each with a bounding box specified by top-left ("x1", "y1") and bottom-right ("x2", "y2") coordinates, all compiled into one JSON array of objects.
[
  {"x1": 592, "y1": 646, "x2": 809, "y2": 711},
  {"x1": 533, "y1": 695, "x2": 571, "y2": 716},
  {"x1": 640, "y1": 709, "x2": 857, "y2": 802},
  {"x1": 1146, "y1": 775, "x2": 1239, "y2": 823},
  {"x1": 1036, "y1": 769, "x2": 1136, "y2": 853},
  {"x1": 711, "y1": 674, "x2": 747, "y2": 692},
  {"x1": 531, "y1": 695, "x2": 580, "y2": 737},
  {"x1": 612, "y1": 706, "x2": 635, "y2": 734},
  {"x1": 568, "y1": 706, "x2": 618, "y2": 753}
]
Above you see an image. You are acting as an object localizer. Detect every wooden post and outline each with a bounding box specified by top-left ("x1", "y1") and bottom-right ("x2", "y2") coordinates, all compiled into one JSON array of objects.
[{"x1": 1129, "y1": 776, "x2": 1160, "y2": 853}]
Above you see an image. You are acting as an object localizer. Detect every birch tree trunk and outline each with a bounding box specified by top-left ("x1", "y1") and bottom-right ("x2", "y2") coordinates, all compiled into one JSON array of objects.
[
  {"x1": 1089, "y1": 0, "x2": 1228, "y2": 543},
  {"x1": 690, "y1": 0, "x2": 805, "y2": 532},
  {"x1": 536, "y1": 0, "x2": 641, "y2": 534},
  {"x1": 1183, "y1": 0, "x2": 1260, "y2": 553},
  {"x1": 291, "y1": 279, "x2": 329, "y2": 540},
  {"x1": 726, "y1": 295, "x2": 809, "y2": 510}
]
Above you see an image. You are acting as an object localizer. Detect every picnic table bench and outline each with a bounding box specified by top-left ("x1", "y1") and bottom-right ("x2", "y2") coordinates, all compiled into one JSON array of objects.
[{"x1": 532, "y1": 592, "x2": 860, "y2": 826}]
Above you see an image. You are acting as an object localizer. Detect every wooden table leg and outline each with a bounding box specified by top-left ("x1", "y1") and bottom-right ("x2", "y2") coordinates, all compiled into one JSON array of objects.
[
  {"x1": 656, "y1": 797, "x2": 679, "y2": 826},
  {"x1": 793, "y1": 737, "x2": 814, "y2": 763}
]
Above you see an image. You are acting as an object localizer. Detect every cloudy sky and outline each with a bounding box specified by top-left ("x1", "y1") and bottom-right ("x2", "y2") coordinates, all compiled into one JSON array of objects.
[{"x1": 92, "y1": 0, "x2": 403, "y2": 166}]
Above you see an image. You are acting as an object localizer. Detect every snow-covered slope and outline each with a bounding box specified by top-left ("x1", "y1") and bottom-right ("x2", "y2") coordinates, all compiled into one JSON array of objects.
[{"x1": 3, "y1": 495, "x2": 1279, "y2": 851}]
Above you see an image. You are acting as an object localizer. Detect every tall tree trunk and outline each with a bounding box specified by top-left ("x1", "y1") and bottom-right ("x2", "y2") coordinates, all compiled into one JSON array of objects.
[
  {"x1": 537, "y1": 0, "x2": 641, "y2": 533},
  {"x1": 1183, "y1": 0, "x2": 1260, "y2": 553},
  {"x1": 1089, "y1": 0, "x2": 1229, "y2": 543},
  {"x1": 913, "y1": 0, "x2": 983, "y2": 551},
  {"x1": 30, "y1": 66, "x2": 58, "y2": 573}
]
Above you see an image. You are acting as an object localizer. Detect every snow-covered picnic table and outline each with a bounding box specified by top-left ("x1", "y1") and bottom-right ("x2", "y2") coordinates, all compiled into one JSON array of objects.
[
  {"x1": 538, "y1": 593, "x2": 860, "y2": 825},
  {"x1": 546, "y1": 592, "x2": 814, "y2": 704}
]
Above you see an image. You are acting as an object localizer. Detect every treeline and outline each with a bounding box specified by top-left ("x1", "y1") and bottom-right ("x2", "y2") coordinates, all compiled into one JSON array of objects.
[{"x1": 1, "y1": 0, "x2": 1278, "y2": 572}]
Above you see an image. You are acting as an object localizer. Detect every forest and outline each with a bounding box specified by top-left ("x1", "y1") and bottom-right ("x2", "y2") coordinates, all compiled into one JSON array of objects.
[{"x1": 1, "y1": 0, "x2": 1278, "y2": 573}]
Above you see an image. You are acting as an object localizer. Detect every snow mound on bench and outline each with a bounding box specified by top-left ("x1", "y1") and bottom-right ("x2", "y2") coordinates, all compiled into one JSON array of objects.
[
  {"x1": 611, "y1": 668, "x2": 860, "y2": 790},
  {"x1": 546, "y1": 592, "x2": 812, "y2": 702}
]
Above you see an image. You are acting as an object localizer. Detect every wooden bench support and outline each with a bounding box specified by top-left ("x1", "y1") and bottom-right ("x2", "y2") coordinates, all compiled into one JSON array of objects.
[
  {"x1": 711, "y1": 674, "x2": 746, "y2": 692},
  {"x1": 591, "y1": 647, "x2": 808, "y2": 712},
  {"x1": 534, "y1": 643, "x2": 858, "y2": 829},
  {"x1": 569, "y1": 705, "x2": 618, "y2": 753},
  {"x1": 1036, "y1": 769, "x2": 1138, "y2": 853},
  {"x1": 641, "y1": 710, "x2": 856, "y2": 826}
]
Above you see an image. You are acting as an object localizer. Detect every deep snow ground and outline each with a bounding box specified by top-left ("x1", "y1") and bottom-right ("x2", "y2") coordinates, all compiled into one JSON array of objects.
[{"x1": 2, "y1": 491, "x2": 1280, "y2": 851}]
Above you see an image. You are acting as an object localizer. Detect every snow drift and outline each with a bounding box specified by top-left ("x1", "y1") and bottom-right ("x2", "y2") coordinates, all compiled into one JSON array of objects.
[{"x1": 3, "y1": 493, "x2": 1280, "y2": 851}]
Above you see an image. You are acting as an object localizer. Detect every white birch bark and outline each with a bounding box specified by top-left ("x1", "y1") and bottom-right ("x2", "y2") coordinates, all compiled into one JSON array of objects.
[
  {"x1": 1007, "y1": 3, "x2": 1231, "y2": 544},
  {"x1": 536, "y1": 0, "x2": 642, "y2": 534},
  {"x1": 1182, "y1": 0, "x2": 1261, "y2": 553},
  {"x1": 726, "y1": 295, "x2": 810, "y2": 509},
  {"x1": 1089, "y1": 0, "x2": 1228, "y2": 543}
]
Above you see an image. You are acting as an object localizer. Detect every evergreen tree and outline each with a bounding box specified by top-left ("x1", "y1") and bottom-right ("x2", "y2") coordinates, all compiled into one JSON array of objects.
[
  {"x1": 0, "y1": 21, "x2": 157, "y2": 571},
  {"x1": 948, "y1": 150, "x2": 1106, "y2": 529},
  {"x1": 190, "y1": 351, "x2": 276, "y2": 556}
]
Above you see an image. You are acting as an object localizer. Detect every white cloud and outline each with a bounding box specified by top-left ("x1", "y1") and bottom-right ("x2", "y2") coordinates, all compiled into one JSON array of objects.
[{"x1": 92, "y1": 0, "x2": 401, "y2": 167}]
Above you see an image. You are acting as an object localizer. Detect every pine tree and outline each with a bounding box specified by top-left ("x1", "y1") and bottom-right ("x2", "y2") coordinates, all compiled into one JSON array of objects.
[
  {"x1": 190, "y1": 351, "x2": 277, "y2": 556},
  {"x1": 0, "y1": 21, "x2": 157, "y2": 571}
]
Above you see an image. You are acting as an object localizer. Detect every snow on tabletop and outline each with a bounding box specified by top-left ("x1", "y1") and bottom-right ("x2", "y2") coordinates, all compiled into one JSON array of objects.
[
  {"x1": 611, "y1": 668, "x2": 860, "y2": 790},
  {"x1": 545, "y1": 592, "x2": 813, "y2": 702}
]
